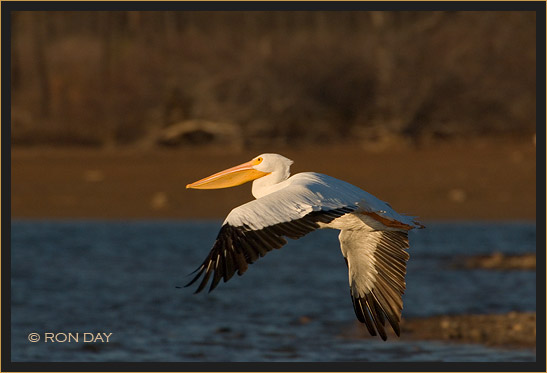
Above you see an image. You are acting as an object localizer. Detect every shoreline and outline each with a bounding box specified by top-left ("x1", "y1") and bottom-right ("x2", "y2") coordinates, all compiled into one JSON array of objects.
[
  {"x1": 11, "y1": 137, "x2": 536, "y2": 220},
  {"x1": 342, "y1": 311, "x2": 536, "y2": 349},
  {"x1": 401, "y1": 312, "x2": 537, "y2": 349}
]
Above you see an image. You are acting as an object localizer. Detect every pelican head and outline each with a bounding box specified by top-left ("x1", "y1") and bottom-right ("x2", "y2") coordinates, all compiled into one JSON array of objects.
[{"x1": 186, "y1": 153, "x2": 293, "y2": 191}]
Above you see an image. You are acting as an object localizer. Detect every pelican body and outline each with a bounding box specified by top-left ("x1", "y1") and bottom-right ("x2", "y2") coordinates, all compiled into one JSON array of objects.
[{"x1": 186, "y1": 153, "x2": 424, "y2": 340}]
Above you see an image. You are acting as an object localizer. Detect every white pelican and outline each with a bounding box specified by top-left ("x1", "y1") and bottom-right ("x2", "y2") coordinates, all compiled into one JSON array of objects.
[{"x1": 186, "y1": 153, "x2": 424, "y2": 340}]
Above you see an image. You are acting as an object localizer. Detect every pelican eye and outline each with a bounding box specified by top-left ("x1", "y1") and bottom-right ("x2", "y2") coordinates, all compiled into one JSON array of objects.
[{"x1": 256, "y1": 157, "x2": 263, "y2": 163}]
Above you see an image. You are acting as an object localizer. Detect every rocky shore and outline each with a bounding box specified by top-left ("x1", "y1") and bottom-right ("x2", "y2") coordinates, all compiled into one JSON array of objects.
[
  {"x1": 400, "y1": 312, "x2": 536, "y2": 348},
  {"x1": 459, "y1": 252, "x2": 536, "y2": 271}
]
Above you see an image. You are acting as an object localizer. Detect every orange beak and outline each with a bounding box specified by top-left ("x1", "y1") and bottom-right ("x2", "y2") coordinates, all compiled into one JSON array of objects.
[{"x1": 186, "y1": 159, "x2": 270, "y2": 190}]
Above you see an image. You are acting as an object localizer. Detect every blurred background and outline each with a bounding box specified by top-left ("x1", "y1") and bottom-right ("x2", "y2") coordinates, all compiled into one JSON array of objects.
[
  {"x1": 12, "y1": 11, "x2": 536, "y2": 148},
  {"x1": 10, "y1": 10, "x2": 538, "y2": 363},
  {"x1": 10, "y1": 10, "x2": 537, "y2": 220}
]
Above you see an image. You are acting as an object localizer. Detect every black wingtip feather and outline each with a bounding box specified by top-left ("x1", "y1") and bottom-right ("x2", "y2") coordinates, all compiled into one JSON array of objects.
[
  {"x1": 371, "y1": 288, "x2": 401, "y2": 337},
  {"x1": 209, "y1": 265, "x2": 223, "y2": 293},
  {"x1": 365, "y1": 294, "x2": 387, "y2": 341},
  {"x1": 195, "y1": 266, "x2": 213, "y2": 293},
  {"x1": 184, "y1": 266, "x2": 205, "y2": 288},
  {"x1": 353, "y1": 293, "x2": 400, "y2": 341},
  {"x1": 352, "y1": 295, "x2": 377, "y2": 337}
]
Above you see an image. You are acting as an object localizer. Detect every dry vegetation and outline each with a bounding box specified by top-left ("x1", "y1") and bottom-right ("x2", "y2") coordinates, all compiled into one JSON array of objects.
[{"x1": 11, "y1": 11, "x2": 536, "y2": 148}]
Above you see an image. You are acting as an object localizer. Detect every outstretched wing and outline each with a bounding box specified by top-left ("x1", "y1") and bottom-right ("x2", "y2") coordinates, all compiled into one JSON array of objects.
[
  {"x1": 340, "y1": 227, "x2": 410, "y2": 340},
  {"x1": 185, "y1": 206, "x2": 355, "y2": 293},
  {"x1": 186, "y1": 173, "x2": 363, "y2": 293}
]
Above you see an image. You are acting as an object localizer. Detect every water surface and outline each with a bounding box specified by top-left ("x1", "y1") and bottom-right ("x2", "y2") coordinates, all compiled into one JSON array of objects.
[{"x1": 10, "y1": 221, "x2": 536, "y2": 362}]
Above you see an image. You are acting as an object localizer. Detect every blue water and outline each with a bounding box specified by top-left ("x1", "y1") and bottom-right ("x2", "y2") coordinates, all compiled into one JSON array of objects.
[{"x1": 10, "y1": 221, "x2": 536, "y2": 362}]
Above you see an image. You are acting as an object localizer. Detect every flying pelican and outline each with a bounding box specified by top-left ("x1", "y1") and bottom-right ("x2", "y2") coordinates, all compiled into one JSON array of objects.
[{"x1": 186, "y1": 153, "x2": 424, "y2": 340}]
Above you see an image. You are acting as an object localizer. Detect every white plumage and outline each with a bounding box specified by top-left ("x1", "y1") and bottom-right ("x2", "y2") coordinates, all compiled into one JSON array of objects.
[{"x1": 186, "y1": 153, "x2": 423, "y2": 340}]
